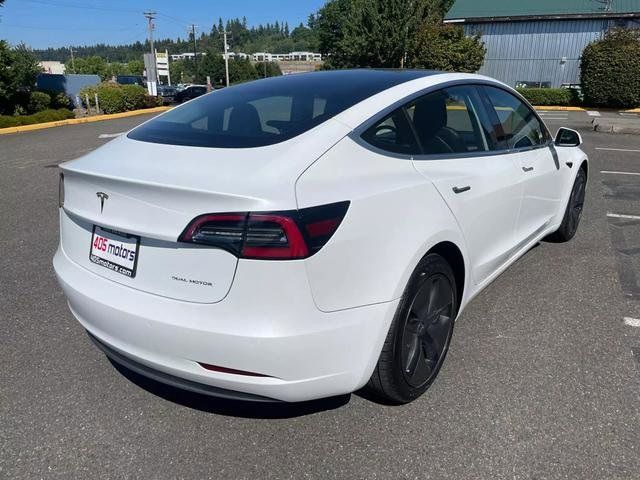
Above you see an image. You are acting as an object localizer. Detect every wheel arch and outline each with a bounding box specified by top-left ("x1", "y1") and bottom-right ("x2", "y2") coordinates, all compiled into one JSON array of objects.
[
  {"x1": 427, "y1": 241, "x2": 466, "y2": 310},
  {"x1": 579, "y1": 159, "x2": 588, "y2": 177}
]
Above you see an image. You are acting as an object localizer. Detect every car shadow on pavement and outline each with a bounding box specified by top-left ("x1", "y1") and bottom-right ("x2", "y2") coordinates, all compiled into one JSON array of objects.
[{"x1": 109, "y1": 359, "x2": 351, "y2": 419}]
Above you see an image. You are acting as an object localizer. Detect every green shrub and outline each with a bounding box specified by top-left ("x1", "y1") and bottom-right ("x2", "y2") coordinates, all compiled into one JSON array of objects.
[
  {"x1": 79, "y1": 83, "x2": 157, "y2": 113},
  {"x1": 0, "y1": 115, "x2": 20, "y2": 128},
  {"x1": 144, "y1": 94, "x2": 163, "y2": 108},
  {"x1": 581, "y1": 28, "x2": 640, "y2": 109},
  {"x1": 51, "y1": 92, "x2": 72, "y2": 109},
  {"x1": 96, "y1": 86, "x2": 126, "y2": 113},
  {"x1": 516, "y1": 88, "x2": 580, "y2": 106},
  {"x1": 120, "y1": 84, "x2": 147, "y2": 111},
  {"x1": 27, "y1": 91, "x2": 52, "y2": 113},
  {"x1": 38, "y1": 90, "x2": 72, "y2": 110},
  {"x1": 0, "y1": 108, "x2": 74, "y2": 128}
]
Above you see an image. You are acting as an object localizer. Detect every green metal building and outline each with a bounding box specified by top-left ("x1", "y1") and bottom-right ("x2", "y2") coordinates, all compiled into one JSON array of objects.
[{"x1": 445, "y1": 0, "x2": 640, "y2": 87}]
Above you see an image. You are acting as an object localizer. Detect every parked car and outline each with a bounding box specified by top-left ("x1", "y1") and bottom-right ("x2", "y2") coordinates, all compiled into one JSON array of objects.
[
  {"x1": 174, "y1": 84, "x2": 208, "y2": 103},
  {"x1": 157, "y1": 84, "x2": 177, "y2": 104},
  {"x1": 54, "y1": 70, "x2": 588, "y2": 404},
  {"x1": 116, "y1": 75, "x2": 145, "y2": 88}
]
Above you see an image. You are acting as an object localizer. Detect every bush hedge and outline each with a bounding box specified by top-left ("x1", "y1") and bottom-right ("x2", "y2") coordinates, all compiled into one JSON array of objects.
[
  {"x1": 0, "y1": 108, "x2": 75, "y2": 128},
  {"x1": 581, "y1": 28, "x2": 640, "y2": 109},
  {"x1": 79, "y1": 82, "x2": 156, "y2": 114},
  {"x1": 516, "y1": 87, "x2": 581, "y2": 106},
  {"x1": 27, "y1": 91, "x2": 52, "y2": 113}
]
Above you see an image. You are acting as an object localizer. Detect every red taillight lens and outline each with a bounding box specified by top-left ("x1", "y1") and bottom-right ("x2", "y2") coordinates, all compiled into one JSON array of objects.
[
  {"x1": 242, "y1": 214, "x2": 309, "y2": 259},
  {"x1": 178, "y1": 201, "x2": 349, "y2": 260}
]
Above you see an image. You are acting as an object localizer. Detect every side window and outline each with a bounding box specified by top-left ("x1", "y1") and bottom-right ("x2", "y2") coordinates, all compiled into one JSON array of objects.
[
  {"x1": 482, "y1": 86, "x2": 548, "y2": 149},
  {"x1": 361, "y1": 108, "x2": 420, "y2": 155},
  {"x1": 407, "y1": 86, "x2": 490, "y2": 155}
]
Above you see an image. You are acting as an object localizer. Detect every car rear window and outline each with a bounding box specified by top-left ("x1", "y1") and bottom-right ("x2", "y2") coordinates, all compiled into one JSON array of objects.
[{"x1": 127, "y1": 70, "x2": 437, "y2": 148}]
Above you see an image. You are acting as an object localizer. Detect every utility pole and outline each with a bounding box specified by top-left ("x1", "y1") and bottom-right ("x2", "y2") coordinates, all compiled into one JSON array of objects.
[
  {"x1": 223, "y1": 30, "x2": 230, "y2": 87},
  {"x1": 144, "y1": 11, "x2": 157, "y2": 83},
  {"x1": 69, "y1": 46, "x2": 76, "y2": 73},
  {"x1": 189, "y1": 24, "x2": 198, "y2": 83}
]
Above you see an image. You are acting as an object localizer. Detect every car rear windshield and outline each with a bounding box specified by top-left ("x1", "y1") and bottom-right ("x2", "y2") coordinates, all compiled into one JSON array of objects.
[{"x1": 127, "y1": 70, "x2": 436, "y2": 148}]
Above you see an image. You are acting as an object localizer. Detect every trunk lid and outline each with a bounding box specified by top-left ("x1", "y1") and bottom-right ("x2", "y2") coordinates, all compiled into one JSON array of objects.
[{"x1": 59, "y1": 120, "x2": 349, "y2": 303}]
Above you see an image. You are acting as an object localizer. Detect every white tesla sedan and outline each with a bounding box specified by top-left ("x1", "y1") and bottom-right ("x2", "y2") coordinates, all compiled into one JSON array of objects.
[{"x1": 54, "y1": 70, "x2": 588, "y2": 404}]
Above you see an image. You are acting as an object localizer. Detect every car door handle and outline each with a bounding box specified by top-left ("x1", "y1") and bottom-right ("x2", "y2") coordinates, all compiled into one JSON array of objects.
[
  {"x1": 522, "y1": 166, "x2": 534, "y2": 172},
  {"x1": 452, "y1": 186, "x2": 471, "y2": 194}
]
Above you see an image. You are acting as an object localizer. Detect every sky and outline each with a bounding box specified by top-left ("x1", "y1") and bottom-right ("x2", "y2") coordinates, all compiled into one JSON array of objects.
[{"x1": 0, "y1": 0, "x2": 326, "y2": 49}]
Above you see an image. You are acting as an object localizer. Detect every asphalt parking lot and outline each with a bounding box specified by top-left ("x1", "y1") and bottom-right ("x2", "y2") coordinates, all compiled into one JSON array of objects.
[{"x1": 1, "y1": 114, "x2": 639, "y2": 479}]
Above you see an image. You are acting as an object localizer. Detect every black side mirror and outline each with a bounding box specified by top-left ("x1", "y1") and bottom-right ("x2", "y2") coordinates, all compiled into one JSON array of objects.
[{"x1": 555, "y1": 128, "x2": 582, "y2": 147}]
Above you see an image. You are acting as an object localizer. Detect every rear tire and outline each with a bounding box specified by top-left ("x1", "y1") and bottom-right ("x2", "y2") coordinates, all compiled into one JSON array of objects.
[
  {"x1": 549, "y1": 168, "x2": 587, "y2": 243},
  {"x1": 367, "y1": 254, "x2": 457, "y2": 404}
]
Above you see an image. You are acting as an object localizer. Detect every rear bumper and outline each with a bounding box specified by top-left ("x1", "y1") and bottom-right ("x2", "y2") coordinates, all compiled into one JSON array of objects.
[
  {"x1": 88, "y1": 332, "x2": 278, "y2": 402},
  {"x1": 54, "y1": 246, "x2": 398, "y2": 402}
]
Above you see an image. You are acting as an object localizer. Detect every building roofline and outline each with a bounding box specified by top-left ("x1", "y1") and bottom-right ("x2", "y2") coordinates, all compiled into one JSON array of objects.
[{"x1": 444, "y1": 11, "x2": 640, "y2": 23}]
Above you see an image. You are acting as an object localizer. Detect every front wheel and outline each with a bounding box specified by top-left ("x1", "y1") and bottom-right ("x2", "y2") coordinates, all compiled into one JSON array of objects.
[
  {"x1": 366, "y1": 254, "x2": 457, "y2": 404},
  {"x1": 549, "y1": 168, "x2": 587, "y2": 242}
]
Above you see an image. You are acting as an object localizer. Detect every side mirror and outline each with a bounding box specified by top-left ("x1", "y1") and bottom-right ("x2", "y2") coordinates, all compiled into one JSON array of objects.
[{"x1": 555, "y1": 128, "x2": 582, "y2": 147}]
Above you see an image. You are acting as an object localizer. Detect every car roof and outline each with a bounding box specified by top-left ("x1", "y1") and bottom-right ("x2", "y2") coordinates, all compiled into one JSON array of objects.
[{"x1": 264, "y1": 69, "x2": 442, "y2": 90}]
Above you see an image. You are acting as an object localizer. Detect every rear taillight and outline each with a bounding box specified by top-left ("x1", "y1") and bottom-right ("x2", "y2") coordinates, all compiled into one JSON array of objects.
[{"x1": 179, "y1": 201, "x2": 349, "y2": 260}]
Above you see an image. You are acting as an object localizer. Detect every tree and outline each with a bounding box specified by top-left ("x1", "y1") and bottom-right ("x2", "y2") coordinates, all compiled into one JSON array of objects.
[
  {"x1": 581, "y1": 28, "x2": 640, "y2": 108},
  {"x1": 255, "y1": 61, "x2": 283, "y2": 78},
  {"x1": 68, "y1": 55, "x2": 108, "y2": 78},
  {"x1": 127, "y1": 59, "x2": 145, "y2": 76},
  {"x1": 169, "y1": 59, "x2": 196, "y2": 84},
  {"x1": 315, "y1": 0, "x2": 453, "y2": 68},
  {"x1": 408, "y1": 22, "x2": 485, "y2": 73},
  {"x1": 0, "y1": 41, "x2": 41, "y2": 115}
]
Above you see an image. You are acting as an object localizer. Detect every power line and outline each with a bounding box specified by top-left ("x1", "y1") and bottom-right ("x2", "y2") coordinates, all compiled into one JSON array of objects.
[
  {"x1": 20, "y1": 0, "x2": 139, "y2": 14},
  {"x1": 21, "y1": 0, "x2": 193, "y2": 27},
  {"x1": 0, "y1": 23, "x2": 138, "y2": 32}
]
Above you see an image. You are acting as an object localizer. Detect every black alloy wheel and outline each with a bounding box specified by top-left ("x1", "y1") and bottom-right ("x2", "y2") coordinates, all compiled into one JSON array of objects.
[
  {"x1": 400, "y1": 273, "x2": 454, "y2": 389},
  {"x1": 549, "y1": 168, "x2": 587, "y2": 242},
  {"x1": 367, "y1": 253, "x2": 458, "y2": 404},
  {"x1": 567, "y1": 170, "x2": 586, "y2": 238}
]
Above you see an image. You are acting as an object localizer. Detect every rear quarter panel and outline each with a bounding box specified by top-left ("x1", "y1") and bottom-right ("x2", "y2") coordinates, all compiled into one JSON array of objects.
[{"x1": 296, "y1": 136, "x2": 468, "y2": 313}]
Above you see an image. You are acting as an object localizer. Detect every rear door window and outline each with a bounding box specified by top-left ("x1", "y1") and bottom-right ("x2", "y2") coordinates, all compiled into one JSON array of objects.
[{"x1": 406, "y1": 86, "x2": 490, "y2": 155}]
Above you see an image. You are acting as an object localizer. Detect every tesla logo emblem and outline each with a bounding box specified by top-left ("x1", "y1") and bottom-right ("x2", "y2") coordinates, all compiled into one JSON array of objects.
[{"x1": 96, "y1": 192, "x2": 109, "y2": 213}]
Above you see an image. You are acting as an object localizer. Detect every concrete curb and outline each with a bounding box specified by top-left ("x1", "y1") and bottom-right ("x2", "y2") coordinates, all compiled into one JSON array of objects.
[
  {"x1": 534, "y1": 106, "x2": 587, "y2": 111},
  {"x1": 534, "y1": 106, "x2": 640, "y2": 113},
  {"x1": 0, "y1": 106, "x2": 171, "y2": 135}
]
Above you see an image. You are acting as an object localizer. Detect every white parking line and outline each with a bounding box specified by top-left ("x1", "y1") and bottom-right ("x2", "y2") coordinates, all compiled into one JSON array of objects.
[
  {"x1": 607, "y1": 213, "x2": 640, "y2": 220},
  {"x1": 98, "y1": 132, "x2": 125, "y2": 138},
  {"x1": 623, "y1": 317, "x2": 640, "y2": 328},
  {"x1": 619, "y1": 112, "x2": 639, "y2": 117},
  {"x1": 596, "y1": 147, "x2": 640, "y2": 153},
  {"x1": 601, "y1": 170, "x2": 640, "y2": 176},
  {"x1": 587, "y1": 111, "x2": 601, "y2": 117}
]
